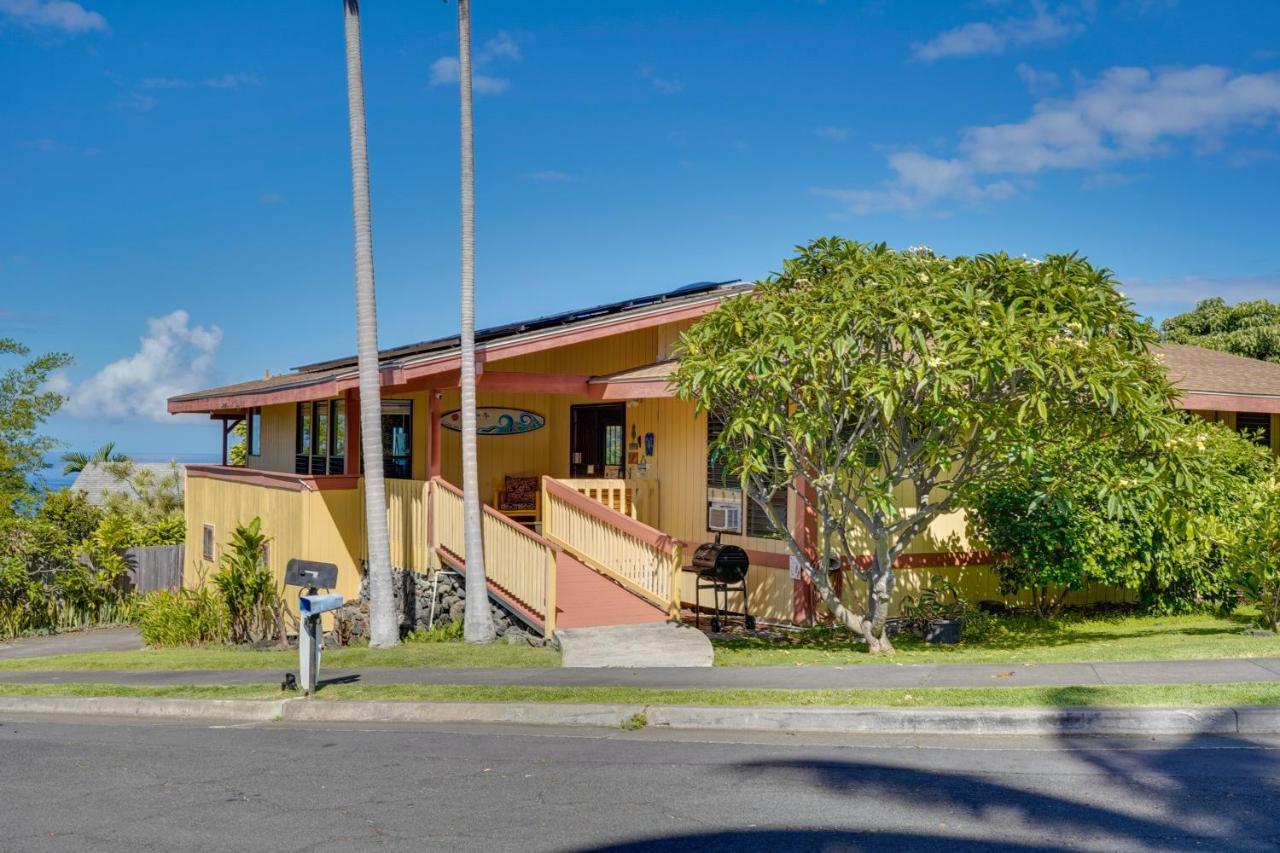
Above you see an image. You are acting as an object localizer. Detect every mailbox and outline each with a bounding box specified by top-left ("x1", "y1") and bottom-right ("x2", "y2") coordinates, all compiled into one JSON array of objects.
[
  {"x1": 285, "y1": 559, "x2": 338, "y2": 590},
  {"x1": 299, "y1": 593, "x2": 343, "y2": 617},
  {"x1": 285, "y1": 559, "x2": 341, "y2": 697}
]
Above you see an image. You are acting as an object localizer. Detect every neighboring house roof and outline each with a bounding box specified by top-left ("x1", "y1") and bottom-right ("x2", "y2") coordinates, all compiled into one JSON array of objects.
[
  {"x1": 168, "y1": 280, "x2": 750, "y2": 413},
  {"x1": 70, "y1": 462, "x2": 186, "y2": 507},
  {"x1": 1153, "y1": 343, "x2": 1280, "y2": 400}
]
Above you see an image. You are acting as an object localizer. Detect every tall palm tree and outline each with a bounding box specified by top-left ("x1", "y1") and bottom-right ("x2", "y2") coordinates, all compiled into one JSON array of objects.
[
  {"x1": 62, "y1": 442, "x2": 130, "y2": 475},
  {"x1": 343, "y1": 0, "x2": 398, "y2": 648},
  {"x1": 456, "y1": 0, "x2": 495, "y2": 643}
]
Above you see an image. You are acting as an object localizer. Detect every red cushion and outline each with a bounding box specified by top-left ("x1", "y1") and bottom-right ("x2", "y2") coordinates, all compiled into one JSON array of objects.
[{"x1": 503, "y1": 475, "x2": 538, "y2": 510}]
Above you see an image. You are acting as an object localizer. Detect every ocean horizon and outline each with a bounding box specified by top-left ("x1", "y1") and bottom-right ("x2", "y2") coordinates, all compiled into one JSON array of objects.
[{"x1": 33, "y1": 451, "x2": 220, "y2": 493}]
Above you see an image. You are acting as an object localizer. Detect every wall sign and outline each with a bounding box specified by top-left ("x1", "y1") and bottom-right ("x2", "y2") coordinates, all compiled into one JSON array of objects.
[{"x1": 442, "y1": 407, "x2": 545, "y2": 435}]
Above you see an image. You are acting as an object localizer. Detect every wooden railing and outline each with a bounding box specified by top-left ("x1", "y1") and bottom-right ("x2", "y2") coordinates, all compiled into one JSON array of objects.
[
  {"x1": 557, "y1": 477, "x2": 660, "y2": 528},
  {"x1": 430, "y1": 477, "x2": 558, "y2": 634},
  {"x1": 542, "y1": 476, "x2": 683, "y2": 619}
]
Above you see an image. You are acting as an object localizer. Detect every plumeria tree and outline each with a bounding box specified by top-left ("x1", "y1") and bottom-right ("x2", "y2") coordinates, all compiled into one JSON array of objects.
[{"x1": 674, "y1": 238, "x2": 1186, "y2": 653}]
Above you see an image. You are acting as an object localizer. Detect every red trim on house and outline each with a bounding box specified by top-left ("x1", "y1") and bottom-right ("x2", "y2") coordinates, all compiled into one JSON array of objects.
[
  {"x1": 744, "y1": 547, "x2": 994, "y2": 573},
  {"x1": 168, "y1": 380, "x2": 342, "y2": 414},
  {"x1": 1178, "y1": 392, "x2": 1280, "y2": 414},
  {"x1": 542, "y1": 476, "x2": 684, "y2": 556},
  {"x1": 428, "y1": 392, "x2": 443, "y2": 479},
  {"x1": 186, "y1": 464, "x2": 359, "y2": 493}
]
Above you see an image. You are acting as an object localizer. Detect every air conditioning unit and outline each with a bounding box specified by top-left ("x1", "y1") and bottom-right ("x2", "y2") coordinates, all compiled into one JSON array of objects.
[{"x1": 707, "y1": 500, "x2": 742, "y2": 534}]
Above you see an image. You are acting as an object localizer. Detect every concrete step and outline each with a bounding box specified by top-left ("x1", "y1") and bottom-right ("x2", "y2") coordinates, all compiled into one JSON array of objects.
[{"x1": 554, "y1": 622, "x2": 713, "y2": 668}]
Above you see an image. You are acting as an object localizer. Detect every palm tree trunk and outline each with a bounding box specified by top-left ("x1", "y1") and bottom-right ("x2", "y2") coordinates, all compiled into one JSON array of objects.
[
  {"x1": 457, "y1": 0, "x2": 495, "y2": 643},
  {"x1": 343, "y1": 0, "x2": 398, "y2": 649}
]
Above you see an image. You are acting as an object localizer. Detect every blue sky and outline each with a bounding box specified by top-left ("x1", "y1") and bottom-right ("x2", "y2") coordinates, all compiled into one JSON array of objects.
[{"x1": 2, "y1": 0, "x2": 1279, "y2": 460}]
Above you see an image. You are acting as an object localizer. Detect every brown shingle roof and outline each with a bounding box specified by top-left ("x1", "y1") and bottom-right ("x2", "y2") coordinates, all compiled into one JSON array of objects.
[{"x1": 1153, "y1": 343, "x2": 1280, "y2": 399}]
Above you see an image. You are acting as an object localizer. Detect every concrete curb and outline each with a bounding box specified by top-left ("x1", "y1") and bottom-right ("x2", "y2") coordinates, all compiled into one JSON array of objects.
[
  {"x1": 2, "y1": 695, "x2": 1278, "y2": 735},
  {"x1": 0, "y1": 695, "x2": 289, "y2": 722}
]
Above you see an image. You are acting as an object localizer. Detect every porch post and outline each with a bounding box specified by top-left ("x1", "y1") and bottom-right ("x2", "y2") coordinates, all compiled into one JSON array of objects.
[
  {"x1": 220, "y1": 420, "x2": 229, "y2": 466},
  {"x1": 345, "y1": 389, "x2": 361, "y2": 475},
  {"x1": 429, "y1": 390, "x2": 443, "y2": 480},
  {"x1": 791, "y1": 477, "x2": 818, "y2": 626}
]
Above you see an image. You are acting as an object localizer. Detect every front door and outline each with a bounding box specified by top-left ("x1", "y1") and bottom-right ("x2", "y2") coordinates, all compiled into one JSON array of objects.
[{"x1": 570, "y1": 403, "x2": 626, "y2": 478}]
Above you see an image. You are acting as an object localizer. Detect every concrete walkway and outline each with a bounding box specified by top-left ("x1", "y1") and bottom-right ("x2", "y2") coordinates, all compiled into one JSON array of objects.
[
  {"x1": 0, "y1": 627, "x2": 143, "y2": 661},
  {"x1": 2, "y1": 656, "x2": 1278, "y2": 690}
]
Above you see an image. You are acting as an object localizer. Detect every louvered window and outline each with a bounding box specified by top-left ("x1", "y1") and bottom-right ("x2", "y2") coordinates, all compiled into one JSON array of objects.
[{"x1": 1236, "y1": 412, "x2": 1273, "y2": 449}]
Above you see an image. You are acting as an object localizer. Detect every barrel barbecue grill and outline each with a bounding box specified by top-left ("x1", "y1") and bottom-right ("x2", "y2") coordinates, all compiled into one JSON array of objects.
[{"x1": 691, "y1": 534, "x2": 756, "y2": 633}]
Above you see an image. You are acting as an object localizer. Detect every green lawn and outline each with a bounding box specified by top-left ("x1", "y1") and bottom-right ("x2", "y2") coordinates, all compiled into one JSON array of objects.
[
  {"x1": 713, "y1": 611, "x2": 1280, "y2": 666},
  {"x1": 2, "y1": 680, "x2": 1278, "y2": 708},
  {"x1": 0, "y1": 640, "x2": 559, "y2": 672}
]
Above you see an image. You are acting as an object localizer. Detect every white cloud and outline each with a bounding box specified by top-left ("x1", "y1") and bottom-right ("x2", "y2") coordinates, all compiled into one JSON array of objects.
[
  {"x1": 638, "y1": 65, "x2": 685, "y2": 94},
  {"x1": 816, "y1": 126, "x2": 851, "y2": 142},
  {"x1": 528, "y1": 170, "x2": 574, "y2": 182},
  {"x1": 1016, "y1": 62, "x2": 1061, "y2": 95},
  {"x1": 821, "y1": 65, "x2": 1280, "y2": 214},
  {"x1": 140, "y1": 72, "x2": 261, "y2": 91},
  {"x1": 1125, "y1": 273, "x2": 1280, "y2": 318},
  {"x1": 911, "y1": 1, "x2": 1090, "y2": 62},
  {"x1": 113, "y1": 91, "x2": 157, "y2": 112},
  {"x1": 0, "y1": 0, "x2": 106, "y2": 35},
  {"x1": 429, "y1": 31, "x2": 520, "y2": 96},
  {"x1": 203, "y1": 72, "x2": 261, "y2": 90},
  {"x1": 60, "y1": 311, "x2": 222, "y2": 423}
]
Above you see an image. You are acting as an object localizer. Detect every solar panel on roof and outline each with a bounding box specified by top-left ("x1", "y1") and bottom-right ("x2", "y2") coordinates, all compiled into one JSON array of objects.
[{"x1": 290, "y1": 279, "x2": 744, "y2": 374}]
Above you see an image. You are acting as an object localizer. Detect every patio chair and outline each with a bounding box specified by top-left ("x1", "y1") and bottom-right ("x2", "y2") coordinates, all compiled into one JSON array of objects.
[{"x1": 494, "y1": 475, "x2": 541, "y2": 526}]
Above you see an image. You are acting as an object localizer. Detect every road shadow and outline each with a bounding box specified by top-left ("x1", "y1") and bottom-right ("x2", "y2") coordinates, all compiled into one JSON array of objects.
[{"x1": 567, "y1": 727, "x2": 1278, "y2": 852}]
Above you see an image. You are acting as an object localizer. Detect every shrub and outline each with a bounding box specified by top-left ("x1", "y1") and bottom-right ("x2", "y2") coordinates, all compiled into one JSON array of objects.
[
  {"x1": 1235, "y1": 477, "x2": 1280, "y2": 632},
  {"x1": 136, "y1": 587, "x2": 230, "y2": 647},
  {"x1": 969, "y1": 419, "x2": 1270, "y2": 616},
  {"x1": 404, "y1": 619, "x2": 464, "y2": 644},
  {"x1": 900, "y1": 574, "x2": 994, "y2": 642},
  {"x1": 211, "y1": 518, "x2": 286, "y2": 645}
]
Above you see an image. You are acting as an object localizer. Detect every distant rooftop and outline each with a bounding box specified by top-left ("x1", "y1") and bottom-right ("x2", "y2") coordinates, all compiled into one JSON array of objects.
[{"x1": 70, "y1": 462, "x2": 186, "y2": 506}]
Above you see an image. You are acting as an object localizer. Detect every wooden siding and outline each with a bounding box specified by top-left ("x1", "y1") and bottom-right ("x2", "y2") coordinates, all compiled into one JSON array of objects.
[
  {"x1": 183, "y1": 473, "x2": 365, "y2": 619},
  {"x1": 249, "y1": 403, "x2": 297, "y2": 473}
]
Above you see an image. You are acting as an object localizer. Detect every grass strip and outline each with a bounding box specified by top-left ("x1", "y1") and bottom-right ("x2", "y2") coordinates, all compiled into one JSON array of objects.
[
  {"x1": 714, "y1": 612, "x2": 1280, "y2": 667},
  {"x1": 0, "y1": 642, "x2": 559, "y2": 672},
  {"x1": 2, "y1": 681, "x2": 1279, "y2": 708}
]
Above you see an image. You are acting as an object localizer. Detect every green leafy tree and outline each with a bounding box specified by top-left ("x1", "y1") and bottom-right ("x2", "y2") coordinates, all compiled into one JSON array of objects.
[
  {"x1": 675, "y1": 239, "x2": 1185, "y2": 653},
  {"x1": 970, "y1": 419, "x2": 1271, "y2": 616},
  {"x1": 0, "y1": 338, "x2": 71, "y2": 509},
  {"x1": 1236, "y1": 474, "x2": 1280, "y2": 632},
  {"x1": 228, "y1": 421, "x2": 247, "y2": 467},
  {"x1": 1161, "y1": 297, "x2": 1280, "y2": 363}
]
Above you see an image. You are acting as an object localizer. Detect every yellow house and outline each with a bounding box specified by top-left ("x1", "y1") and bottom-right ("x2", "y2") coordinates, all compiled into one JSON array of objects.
[{"x1": 169, "y1": 281, "x2": 1280, "y2": 634}]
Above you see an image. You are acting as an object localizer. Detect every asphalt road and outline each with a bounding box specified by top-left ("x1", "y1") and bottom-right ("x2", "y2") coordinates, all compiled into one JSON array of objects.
[{"x1": 1, "y1": 715, "x2": 1277, "y2": 853}]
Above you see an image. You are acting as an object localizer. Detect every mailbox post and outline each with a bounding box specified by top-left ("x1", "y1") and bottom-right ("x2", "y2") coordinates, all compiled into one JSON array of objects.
[{"x1": 284, "y1": 559, "x2": 342, "y2": 696}]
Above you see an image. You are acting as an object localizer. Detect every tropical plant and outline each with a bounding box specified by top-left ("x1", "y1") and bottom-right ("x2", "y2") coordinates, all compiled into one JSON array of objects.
[
  {"x1": 454, "y1": 0, "x2": 495, "y2": 643},
  {"x1": 675, "y1": 239, "x2": 1186, "y2": 653},
  {"x1": 61, "y1": 441, "x2": 130, "y2": 475},
  {"x1": 1161, "y1": 297, "x2": 1280, "y2": 363},
  {"x1": 0, "y1": 338, "x2": 71, "y2": 510},
  {"x1": 211, "y1": 517, "x2": 285, "y2": 645},
  {"x1": 97, "y1": 459, "x2": 184, "y2": 525},
  {"x1": 1235, "y1": 475, "x2": 1280, "y2": 632},
  {"x1": 341, "y1": 0, "x2": 397, "y2": 648},
  {"x1": 970, "y1": 419, "x2": 1272, "y2": 616},
  {"x1": 136, "y1": 586, "x2": 230, "y2": 647}
]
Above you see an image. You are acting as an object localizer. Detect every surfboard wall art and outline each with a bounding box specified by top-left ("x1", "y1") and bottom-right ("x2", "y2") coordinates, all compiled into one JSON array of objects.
[{"x1": 441, "y1": 407, "x2": 545, "y2": 435}]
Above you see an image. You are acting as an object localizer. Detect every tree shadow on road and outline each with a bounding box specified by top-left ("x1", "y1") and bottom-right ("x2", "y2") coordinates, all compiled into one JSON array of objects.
[{"x1": 566, "y1": 727, "x2": 1279, "y2": 852}]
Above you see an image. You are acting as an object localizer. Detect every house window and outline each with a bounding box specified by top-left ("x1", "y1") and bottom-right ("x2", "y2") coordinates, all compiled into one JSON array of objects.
[
  {"x1": 1236, "y1": 412, "x2": 1273, "y2": 449},
  {"x1": 201, "y1": 524, "x2": 215, "y2": 561},
  {"x1": 296, "y1": 400, "x2": 347, "y2": 475},
  {"x1": 381, "y1": 399, "x2": 413, "y2": 480},
  {"x1": 706, "y1": 413, "x2": 786, "y2": 539},
  {"x1": 247, "y1": 408, "x2": 262, "y2": 457}
]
